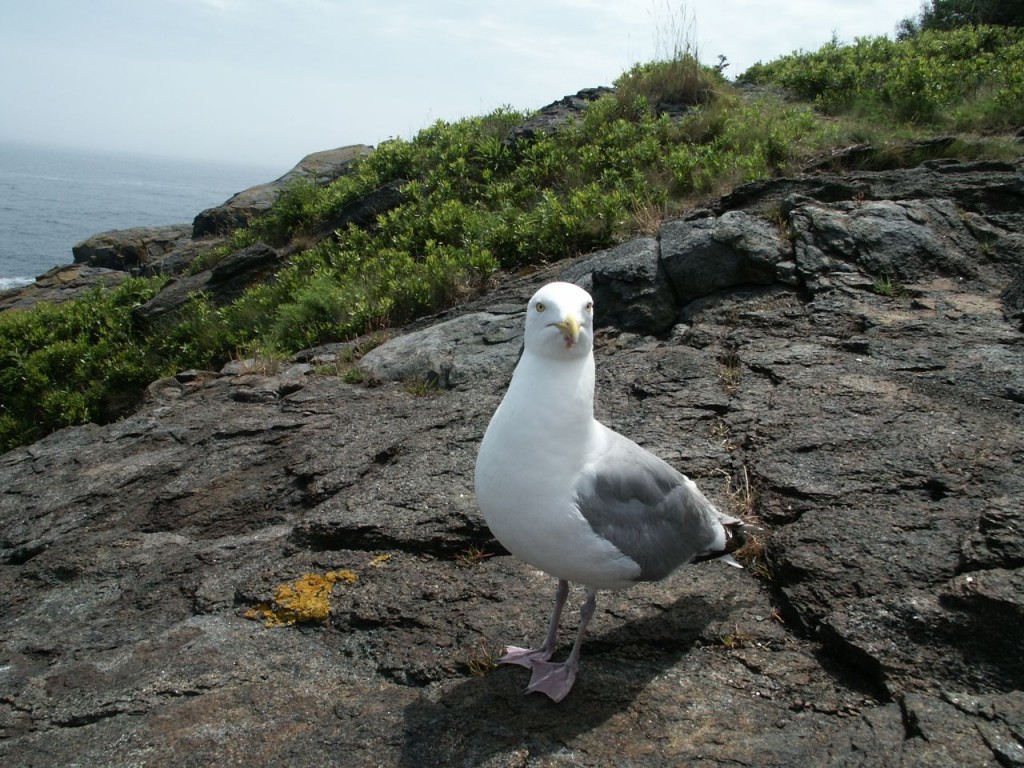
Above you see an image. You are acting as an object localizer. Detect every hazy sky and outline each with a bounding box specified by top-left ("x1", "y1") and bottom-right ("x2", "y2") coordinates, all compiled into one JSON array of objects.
[{"x1": 1, "y1": 0, "x2": 924, "y2": 172}]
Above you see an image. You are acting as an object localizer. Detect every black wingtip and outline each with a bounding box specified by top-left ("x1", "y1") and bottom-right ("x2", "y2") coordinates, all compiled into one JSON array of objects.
[
  {"x1": 691, "y1": 521, "x2": 749, "y2": 565},
  {"x1": 723, "y1": 520, "x2": 748, "y2": 555}
]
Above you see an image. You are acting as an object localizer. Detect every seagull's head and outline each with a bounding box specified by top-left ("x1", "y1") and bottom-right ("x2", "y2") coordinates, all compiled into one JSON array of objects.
[{"x1": 523, "y1": 281, "x2": 595, "y2": 360}]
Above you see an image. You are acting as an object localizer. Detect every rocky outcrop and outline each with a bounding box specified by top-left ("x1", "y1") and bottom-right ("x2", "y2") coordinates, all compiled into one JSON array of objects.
[
  {"x1": 504, "y1": 88, "x2": 614, "y2": 147},
  {"x1": 192, "y1": 145, "x2": 374, "y2": 237},
  {"x1": 128, "y1": 177, "x2": 406, "y2": 324},
  {"x1": 310, "y1": 178, "x2": 408, "y2": 241},
  {"x1": 358, "y1": 310, "x2": 524, "y2": 390},
  {"x1": 71, "y1": 224, "x2": 193, "y2": 271},
  {"x1": 1, "y1": 159, "x2": 1023, "y2": 766},
  {"x1": 0, "y1": 263, "x2": 130, "y2": 311},
  {"x1": 132, "y1": 242, "x2": 283, "y2": 326},
  {"x1": 0, "y1": 146, "x2": 379, "y2": 315},
  {"x1": 124, "y1": 174, "x2": 408, "y2": 325},
  {"x1": 61, "y1": 224, "x2": 228, "y2": 282}
]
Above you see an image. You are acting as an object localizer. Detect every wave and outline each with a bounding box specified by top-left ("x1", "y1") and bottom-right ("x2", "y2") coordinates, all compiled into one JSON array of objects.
[{"x1": 0, "y1": 276, "x2": 35, "y2": 291}]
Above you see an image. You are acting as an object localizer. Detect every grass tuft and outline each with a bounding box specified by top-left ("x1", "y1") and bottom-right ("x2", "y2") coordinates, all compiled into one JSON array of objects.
[
  {"x1": 872, "y1": 274, "x2": 907, "y2": 297},
  {"x1": 717, "y1": 349, "x2": 743, "y2": 391},
  {"x1": 455, "y1": 546, "x2": 494, "y2": 567},
  {"x1": 465, "y1": 637, "x2": 503, "y2": 676}
]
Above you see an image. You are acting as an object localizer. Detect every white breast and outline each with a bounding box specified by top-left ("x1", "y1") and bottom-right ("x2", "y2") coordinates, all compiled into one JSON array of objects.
[{"x1": 475, "y1": 383, "x2": 641, "y2": 590}]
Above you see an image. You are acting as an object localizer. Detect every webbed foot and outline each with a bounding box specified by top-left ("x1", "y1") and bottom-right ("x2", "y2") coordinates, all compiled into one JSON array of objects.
[
  {"x1": 524, "y1": 659, "x2": 578, "y2": 703},
  {"x1": 498, "y1": 645, "x2": 553, "y2": 669}
]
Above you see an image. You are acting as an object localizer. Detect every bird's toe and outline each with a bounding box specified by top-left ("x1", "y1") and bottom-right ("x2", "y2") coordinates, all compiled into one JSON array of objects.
[
  {"x1": 525, "y1": 659, "x2": 578, "y2": 703},
  {"x1": 498, "y1": 645, "x2": 554, "y2": 668}
]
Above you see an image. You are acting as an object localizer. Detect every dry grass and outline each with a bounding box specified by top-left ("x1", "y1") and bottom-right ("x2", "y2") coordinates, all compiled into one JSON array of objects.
[
  {"x1": 229, "y1": 344, "x2": 286, "y2": 375},
  {"x1": 715, "y1": 465, "x2": 772, "y2": 579},
  {"x1": 709, "y1": 418, "x2": 737, "y2": 452},
  {"x1": 717, "y1": 348, "x2": 743, "y2": 391},
  {"x1": 455, "y1": 546, "x2": 494, "y2": 567},
  {"x1": 465, "y1": 637, "x2": 503, "y2": 676},
  {"x1": 630, "y1": 200, "x2": 668, "y2": 237},
  {"x1": 717, "y1": 465, "x2": 757, "y2": 518}
]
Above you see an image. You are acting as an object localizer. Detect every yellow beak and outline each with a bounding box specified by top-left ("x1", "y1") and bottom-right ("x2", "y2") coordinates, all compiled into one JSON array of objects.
[{"x1": 553, "y1": 315, "x2": 581, "y2": 346}]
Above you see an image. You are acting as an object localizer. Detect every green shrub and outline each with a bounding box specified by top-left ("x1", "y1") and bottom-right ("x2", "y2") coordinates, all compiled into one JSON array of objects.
[
  {"x1": 741, "y1": 26, "x2": 1024, "y2": 131},
  {"x1": 0, "y1": 278, "x2": 168, "y2": 451},
  {"x1": 271, "y1": 277, "x2": 354, "y2": 350},
  {"x1": 614, "y1": 55, "x2": 722, "y2": 114},
  {"x1": 153, "y1": 292, "x2": 234, "y2": 369}
]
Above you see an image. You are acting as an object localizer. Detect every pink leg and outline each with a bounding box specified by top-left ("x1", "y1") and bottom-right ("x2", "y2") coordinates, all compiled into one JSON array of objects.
[
  {"x1": 499, "y1": 579, "x2": 569, "y2": 668},
  {"x1": 525, "y1": 588, "x2": 597, "y2": 703}
]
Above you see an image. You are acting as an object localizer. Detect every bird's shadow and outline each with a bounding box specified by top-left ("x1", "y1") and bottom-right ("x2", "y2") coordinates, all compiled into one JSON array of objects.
[{"x1": 399, "y1": 593, "x2": 725, "y2": 767}]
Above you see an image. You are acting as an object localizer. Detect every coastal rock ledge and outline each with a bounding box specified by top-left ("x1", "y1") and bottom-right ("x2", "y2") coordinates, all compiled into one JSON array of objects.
[{"x1": 1, "y1": 158, "x2": 1023, "y2": 767}]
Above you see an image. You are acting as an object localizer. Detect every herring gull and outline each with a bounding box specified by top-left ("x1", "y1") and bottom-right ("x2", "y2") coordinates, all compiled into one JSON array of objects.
[{"x1": 474, "y1": 281, "x2": 747, "y2": 702}]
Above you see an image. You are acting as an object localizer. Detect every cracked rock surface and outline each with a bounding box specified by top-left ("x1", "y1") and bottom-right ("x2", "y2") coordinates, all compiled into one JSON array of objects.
[{"x1": 2, "y1": 160, "x2": 1023, "y2": 766}]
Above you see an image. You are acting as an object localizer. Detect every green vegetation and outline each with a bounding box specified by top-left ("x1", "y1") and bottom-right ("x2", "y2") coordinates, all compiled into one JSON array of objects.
[
  {"x1": 872, "y1": 274, "x2": 908, "y2": 298},
  {"x1": 897, "y1": 0, "x2": 1024, "y2": 39},
  {"x1": 741, "y1": 25, "x2": 1024, "y2": 130},
  {"x1": 465, "y1": 636, "x2": 503, "y2": 677},
  {"x1": 0, "y1": 278, "x2": 168, "y2": 448},
  {"x1": 3, "y1": 25, "x2": 1023, "y2": 452}
]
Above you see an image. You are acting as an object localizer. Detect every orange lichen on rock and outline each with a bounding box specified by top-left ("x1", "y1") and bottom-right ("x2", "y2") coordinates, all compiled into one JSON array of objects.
[{"x1": 244, "y1": 570, "x2": 358, "y2": 628}]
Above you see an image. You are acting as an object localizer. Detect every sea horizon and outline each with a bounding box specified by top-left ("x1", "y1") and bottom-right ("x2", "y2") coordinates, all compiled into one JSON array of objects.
[{"x1": 0, "y1": 140, "x2": 284, "y2": 290}]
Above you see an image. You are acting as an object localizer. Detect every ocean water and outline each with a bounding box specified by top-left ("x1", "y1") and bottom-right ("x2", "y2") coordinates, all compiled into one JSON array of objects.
[{"x1": 0, "y1": 141, "x2": 282, "y2": 290}]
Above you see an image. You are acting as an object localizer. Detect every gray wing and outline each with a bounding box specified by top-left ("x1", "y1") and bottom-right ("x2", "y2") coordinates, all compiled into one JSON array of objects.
[{"x1": 574, "y1": 428, "x2": 734, "y2": 582}]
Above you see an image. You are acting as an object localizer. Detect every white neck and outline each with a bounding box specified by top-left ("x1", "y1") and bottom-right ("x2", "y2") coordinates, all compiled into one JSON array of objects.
[{"x1": 502, "y1": 348, "x2": 595, "y2": 439}]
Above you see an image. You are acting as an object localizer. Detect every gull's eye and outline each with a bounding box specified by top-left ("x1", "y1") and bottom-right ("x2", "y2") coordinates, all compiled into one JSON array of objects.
[
  {"x1": 535, "y1": 301, "x2": 546, "y2": 313},
  {"x1": 584, "y1": 301, "x2": 593, "y2": 313}
]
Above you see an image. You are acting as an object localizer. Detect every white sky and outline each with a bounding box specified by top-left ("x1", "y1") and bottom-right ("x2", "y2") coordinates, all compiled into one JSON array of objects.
[{"x1": 0, "y1": 0, "x2": 924, "y2": 172}]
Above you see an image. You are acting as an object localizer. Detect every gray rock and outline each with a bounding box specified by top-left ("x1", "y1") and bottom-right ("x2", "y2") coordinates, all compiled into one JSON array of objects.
[
  {"x1": 311, "y1": 179, "x2": 407, "y2": 240},
  {"x1": 561, "y1": 237, "x2": 678, "y2": 334},
  {"x1": 72, "y1": 224, "x2": 192, "y2": 270},
  {"x1": 132, "y1": 235, "x2": 230, "y2": 277},
  {"x1": 503, "y1": 88, "x2": 614, "y2": 147},
  {"x1": 660, "y1": 210, "x2": 786, "y2": 302},
  {"x1": 1003, "y1": 270, "x2": 1024, "y2": 329},
  {"x1": 192, "y1": 145, "x2": 374, "y2": 237},
  {"x1": 791, "y1": 198, "x2": 980, "y2": 293},
  {"x1": 0, "y1": 264, "x2": 129, "y2": 312},
  {"x1": 132, "y1": 242, "x2": 281, "y2": 325},
  {"x1": 358, "y1": 310, "x2": 523, "y2": 389},
  {"x1": 716, "y1": 157, "x2": 1024, "y2": 220}
]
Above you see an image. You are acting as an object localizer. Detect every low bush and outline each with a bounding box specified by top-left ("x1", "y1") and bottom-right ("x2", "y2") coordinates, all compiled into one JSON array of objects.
[
  {"x1": 740, "y1": 25, "x2": 1024, "y2": 131},
  {"x1": 0, "y1": 278, "x2": 168, "y2": 451}
]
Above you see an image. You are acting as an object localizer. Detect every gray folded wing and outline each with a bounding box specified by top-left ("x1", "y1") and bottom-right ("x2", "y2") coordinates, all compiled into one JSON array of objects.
[{"x1": 573, "y1": 429, "x2": 729, "y2": 582}]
